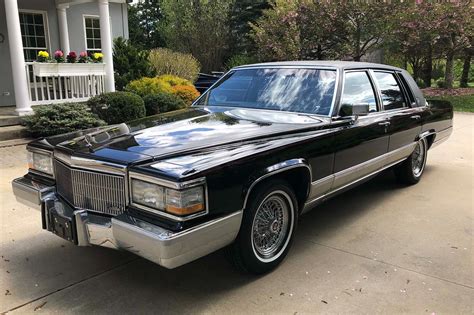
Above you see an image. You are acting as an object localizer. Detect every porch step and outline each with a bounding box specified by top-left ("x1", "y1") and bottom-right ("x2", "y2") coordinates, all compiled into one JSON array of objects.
[
  {"x1": 0, "y1": 125, "x2": 28, "y2": 141},
  {"x1": 0, "y1": 115, "x2": 21, "y2": 127}
]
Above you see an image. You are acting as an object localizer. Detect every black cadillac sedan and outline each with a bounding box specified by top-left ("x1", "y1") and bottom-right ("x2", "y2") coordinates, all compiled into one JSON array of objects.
[{"x1": 13, "y1": 61, "x2": 453, "y2": 274}]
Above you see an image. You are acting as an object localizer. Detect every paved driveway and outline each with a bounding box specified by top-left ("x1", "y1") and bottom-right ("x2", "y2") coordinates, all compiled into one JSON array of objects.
[{"x1": 1, "y1": 113, "x2": 472, "y2": 314}]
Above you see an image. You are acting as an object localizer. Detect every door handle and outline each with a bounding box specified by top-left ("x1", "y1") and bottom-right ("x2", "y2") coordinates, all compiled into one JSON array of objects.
[
  {"x1": 410, "y1": 115, "x2": 421, "y2": 120},
  {"x1": 378, "y1": 121, "x2": 391, "y2": 126}
]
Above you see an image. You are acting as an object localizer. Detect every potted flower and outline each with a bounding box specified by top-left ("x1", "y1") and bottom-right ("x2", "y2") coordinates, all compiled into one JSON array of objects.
[
  {"x1": 66, "y1": 51, "x2": 77, "y2": 63},
  {"x1": 54, "y1": 50, "x2": 64, "y2": 63},
  {"x1": 78, "y1": 51, "x2": 89, "y2": 63},
  {"x1": 37, "y1": 51, "x2": 49, "y2": 62},
  {"x1": 92, "y1": 52, "x2": 104, "y2": 63}
]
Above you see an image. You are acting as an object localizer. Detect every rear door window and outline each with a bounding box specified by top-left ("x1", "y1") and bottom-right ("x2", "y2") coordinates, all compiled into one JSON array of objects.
[
  {"x1": 340, "y1": 71, "x2": 378, "y2": 114},
  {"x1": 373, "y1": 71, "x2": 407, "y2": 110}
]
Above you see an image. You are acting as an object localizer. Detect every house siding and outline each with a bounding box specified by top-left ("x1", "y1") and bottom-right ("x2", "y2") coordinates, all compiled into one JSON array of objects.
[{"x1": 0, "y1": 0, "x2": 128, "y2": 107}]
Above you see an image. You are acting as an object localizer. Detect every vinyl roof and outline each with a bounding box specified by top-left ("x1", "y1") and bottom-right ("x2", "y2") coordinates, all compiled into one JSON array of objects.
[{"x1": 234, "y1": 60, "x2": 402, "y2": 71}]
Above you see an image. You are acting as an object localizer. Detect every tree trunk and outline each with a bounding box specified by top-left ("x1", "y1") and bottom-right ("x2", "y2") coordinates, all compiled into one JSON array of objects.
[
  {"x1": 422, "y1": 45, "x2": 432, "y2": 87},
  {"x1": 445, "y1": 52, "x2": 455, "y2": 89},
  {"x1": 460, "y1": 51, "x2": 472, "y2": 88}
]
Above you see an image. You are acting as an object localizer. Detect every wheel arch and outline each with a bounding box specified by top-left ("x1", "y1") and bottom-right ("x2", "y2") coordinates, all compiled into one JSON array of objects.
[
  {"x1": 417, "y1": 130, "x2": 436, "y2": 149},
  {"x1": 242, "y1": 159, "x2": 312, "y2": 213}
]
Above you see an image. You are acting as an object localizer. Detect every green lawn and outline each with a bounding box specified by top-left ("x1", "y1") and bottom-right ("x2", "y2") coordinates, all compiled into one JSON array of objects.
[{"x1": 427, "y1": 94, "x2": 474, "y2": 113}]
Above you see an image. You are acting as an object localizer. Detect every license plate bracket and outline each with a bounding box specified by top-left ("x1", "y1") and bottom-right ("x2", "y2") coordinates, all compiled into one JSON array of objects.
[{"x1": 50, "y1": 213, "x2": 76, "y2": 243}]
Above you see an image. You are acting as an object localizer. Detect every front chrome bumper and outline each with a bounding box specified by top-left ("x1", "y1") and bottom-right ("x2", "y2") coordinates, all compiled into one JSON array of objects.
[{"x1": 12, "y1": 176, "x2": 242, "y2": 269}]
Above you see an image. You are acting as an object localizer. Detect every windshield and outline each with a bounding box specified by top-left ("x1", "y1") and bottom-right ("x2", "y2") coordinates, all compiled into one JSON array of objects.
[{"x1": 195, "y1": 68, "x2": 337, "y2": 116}]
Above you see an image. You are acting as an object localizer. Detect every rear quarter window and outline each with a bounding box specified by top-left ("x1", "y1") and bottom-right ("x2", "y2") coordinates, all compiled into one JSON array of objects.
[
  {"x1": 373, "y1": 71, "x2": 407, "y2": 111},
  {"x1": 397, "y1": 73, "x2": 417, "y2": 106}
]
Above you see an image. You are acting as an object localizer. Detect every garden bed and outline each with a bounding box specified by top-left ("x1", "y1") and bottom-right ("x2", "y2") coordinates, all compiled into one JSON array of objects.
[{"x1": 422, "y1": 88, "x2": 474, "y2": 97}]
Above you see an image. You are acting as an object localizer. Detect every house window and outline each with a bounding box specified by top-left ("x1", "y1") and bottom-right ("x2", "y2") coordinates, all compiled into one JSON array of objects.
[
  {"x1": 84, "y1": 16, "x2": 101, "y2": 52},
  {"x1": 19, "y1": 11, "x2": 48, "y2": 61}
]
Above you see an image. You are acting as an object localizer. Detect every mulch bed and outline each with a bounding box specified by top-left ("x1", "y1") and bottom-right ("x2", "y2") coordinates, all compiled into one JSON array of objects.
[{"x1": 422, "y1": 88, "x2": 474, "y2": 97}]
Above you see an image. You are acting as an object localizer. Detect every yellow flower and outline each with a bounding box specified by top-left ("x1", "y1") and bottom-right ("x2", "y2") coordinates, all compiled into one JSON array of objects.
[
  {"x1": 93, "y1": 52, "x2": 104, "y2": 60},
  {"x1": 38, "y1": 51, "x2": 49, "y2": 58}
]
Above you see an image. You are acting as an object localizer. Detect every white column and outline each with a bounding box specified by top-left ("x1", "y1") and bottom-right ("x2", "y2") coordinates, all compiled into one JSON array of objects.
[
  {"x1": 57, "y1": 5, "x2": 70, "y2": 53},
  {"x1": 98, "y1": 0, "x2": 115, "y2": 92},
  {"x1": 4, "y1": 0, "x2": 31, "y2": 115}
]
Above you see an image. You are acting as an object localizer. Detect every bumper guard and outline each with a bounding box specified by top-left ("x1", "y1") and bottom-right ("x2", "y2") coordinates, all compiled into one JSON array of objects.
[{"x1": 12, "y1": 176, "x2": 242, "y2": 269}]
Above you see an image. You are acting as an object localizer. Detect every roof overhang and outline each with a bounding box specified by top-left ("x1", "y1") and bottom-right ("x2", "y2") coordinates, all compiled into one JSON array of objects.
[{"x1": 56, "y1": 0, "x2": 128, "y2": 8}]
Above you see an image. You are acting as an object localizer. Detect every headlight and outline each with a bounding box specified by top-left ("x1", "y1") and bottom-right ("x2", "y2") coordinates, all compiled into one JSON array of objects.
[
  {"x1": 27, "y1": 151, "x2": 53, "y2": 176},
  {"x1": 131, "y1": 178, "x2": 205, "y2": 217}
]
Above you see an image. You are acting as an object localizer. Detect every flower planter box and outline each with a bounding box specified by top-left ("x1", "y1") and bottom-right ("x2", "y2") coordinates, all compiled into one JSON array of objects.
[{"x1": 32, "y1": 63, "x2": 106, "y2": 77}]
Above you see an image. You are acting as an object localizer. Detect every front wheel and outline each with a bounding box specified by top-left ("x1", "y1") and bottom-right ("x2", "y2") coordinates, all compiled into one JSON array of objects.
[
  {"x1": 227, "y1": 180, "x2": 298, "y2": 274},
  {"x1": 394, "y1": 138, "x2": 428, "y2": 185}
]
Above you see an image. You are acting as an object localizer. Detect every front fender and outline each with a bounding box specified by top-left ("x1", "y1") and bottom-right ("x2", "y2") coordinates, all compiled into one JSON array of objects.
[{"x1": 242, "y1": 158, "x2": 312, "y2": 210}]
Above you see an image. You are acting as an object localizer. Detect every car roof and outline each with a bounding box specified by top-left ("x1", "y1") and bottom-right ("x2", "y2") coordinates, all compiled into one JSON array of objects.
[{"x1": 234, "y1": 60, "x2": 402, "y2": 71}]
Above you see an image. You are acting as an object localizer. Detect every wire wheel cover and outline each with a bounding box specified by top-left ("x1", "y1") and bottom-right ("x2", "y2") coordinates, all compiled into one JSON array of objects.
[
  {"x1": 251, "y1": 193, "x2": 290, "y2": 260},
  {"x1": 412, "y1": 140, "x2": 426, "y2": 177}
]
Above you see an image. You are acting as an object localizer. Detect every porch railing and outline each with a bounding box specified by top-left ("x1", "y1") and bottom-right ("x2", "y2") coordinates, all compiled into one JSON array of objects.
[{"x1": 25, "y1": 62, "x2": 106, "y2": 106}]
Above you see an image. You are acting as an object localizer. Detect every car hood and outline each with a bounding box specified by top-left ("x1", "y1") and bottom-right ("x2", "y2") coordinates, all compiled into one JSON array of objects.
[{"x1": 53, "y1": 107, "x2": 330, "y2": 164}]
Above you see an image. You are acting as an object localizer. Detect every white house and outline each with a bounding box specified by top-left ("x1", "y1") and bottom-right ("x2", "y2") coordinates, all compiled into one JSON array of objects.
[{"x1": 0, "y1": 0, "x2": 129, "y2": 115}]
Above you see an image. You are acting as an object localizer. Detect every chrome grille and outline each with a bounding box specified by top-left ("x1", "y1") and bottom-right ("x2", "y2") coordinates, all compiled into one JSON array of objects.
[{"x1": 54, "y1": 160, "x2": 127, "y2": 216}]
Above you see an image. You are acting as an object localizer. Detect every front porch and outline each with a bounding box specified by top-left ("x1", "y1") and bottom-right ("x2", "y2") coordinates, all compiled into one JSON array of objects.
[{"x1": 2, "y1": 0, "x2": 127, "y2": 115}]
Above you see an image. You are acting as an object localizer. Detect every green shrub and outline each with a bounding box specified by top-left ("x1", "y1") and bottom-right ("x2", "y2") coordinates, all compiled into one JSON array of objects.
[
  {"x1": 113, "y1": 37, "x2": 155, "y2": 90},
  {"x1": 436, "y1": 78, "x2": 446, "y2": 88},
  {"x1": 157, "y1": 74, "x2": 193, "y2": 87},
  {"x1": 149, "y1": 48, "x2": 201, "y2": 82},
  {"x1": 22, "y1": 103, "x2": 106, "y2": 138},
  {"x1": 143, "y1": 93, "x2": 186, "y2": 116},
  {"x1": 88, "y1": 92, "x2": 145, "y2": 124},
  {"x1": 125, "y1": 77, "x2": 173, "y2": 97},
  {"x1": 416, "y1": 78, "x2": 426, "y2": 89},
  {"x1": 171, "y1": 85, "x2": 200, "y2": 106}
]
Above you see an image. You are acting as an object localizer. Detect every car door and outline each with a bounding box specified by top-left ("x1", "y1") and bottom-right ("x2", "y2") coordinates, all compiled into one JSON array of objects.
[
  {"x1": 371, "y1": 70, "x2": 423, "y2": 164},
  {"x1": 331, "y1": 70, "x2": 390, "y2": 190}
]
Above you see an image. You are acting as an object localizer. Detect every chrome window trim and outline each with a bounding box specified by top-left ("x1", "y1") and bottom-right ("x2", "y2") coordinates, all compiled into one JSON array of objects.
[
  {"x1": 128, "y1": 172, "x2": 209, "y2": 222},
  {"x1": 192, "y1": 66, "x2": 340, "y2": 118}
]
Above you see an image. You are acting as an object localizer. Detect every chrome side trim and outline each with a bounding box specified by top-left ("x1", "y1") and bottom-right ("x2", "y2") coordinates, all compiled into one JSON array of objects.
[
  {"x1": 308, "y1": 175, "x2": 334, "y2": 200},
  {"x1": 430, "y1": 127, "x2": 452, "y2": 149},
  {"x1": 302, "y1": 142, "x2": 416, "y2": 213},
  {"x1": 302, "y1": 157, "x2": 409, "y2": 213},
  {"x1": 54, "y1": 151, "x2": 126, "y2": 175},
  {"x1": 243, "y1": 159, "x2": 312, "y2": 210},
  {"x1": 128, "y1": 172, "x2": 209, "y2": 222}
]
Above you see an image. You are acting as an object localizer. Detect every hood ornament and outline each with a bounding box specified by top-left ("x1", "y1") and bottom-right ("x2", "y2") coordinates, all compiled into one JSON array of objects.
[{"x1": 83, "y1": 134, "x2": 95, "y2": 153}]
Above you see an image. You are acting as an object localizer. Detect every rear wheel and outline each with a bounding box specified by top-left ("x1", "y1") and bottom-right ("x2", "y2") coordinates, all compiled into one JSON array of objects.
[
  {"x1": 227, "y1": 180, "x2": 298, "y2": 274},
  {"x1": 394, "y1": 138, "x2": 428, "y2": 185}
]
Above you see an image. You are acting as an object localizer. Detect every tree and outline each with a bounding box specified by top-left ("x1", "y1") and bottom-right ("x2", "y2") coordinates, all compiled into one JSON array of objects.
[
  {"x1": 337, "y1": 2, "x2": 397, "y2": 62},
  {"x1": 229, "y1": 0, "x2": 270, "y2": 57},
  {"x1": 250, "y1": 0, "x2": 301, "y2": 61},
  {"x1": 113, "y1": 37, "x2": 155, "y2": 90},
  {"x1": 437, "y1": 2, "x2": 472, "y2": 88},
  {"x1": 389, "y1": 2, "x2": 444, "y2": 85},
  {"x1": 251, "y1": 1, "x2": 398, "y2": 62},
  {"x1": 128, "y1": 0, "x2": 164, "y2": 49},
  {"x1": 161, "y1": 0, "x2": 234, "y2": 72},
  {"x1": 297, "y1": 1, "x2": 348, "y2": 60}
]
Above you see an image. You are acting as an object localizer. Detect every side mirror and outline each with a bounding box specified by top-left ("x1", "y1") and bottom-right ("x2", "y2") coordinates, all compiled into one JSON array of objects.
[{"x1": 339, "y1": 103, "x2": 370, "y2": 117}]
